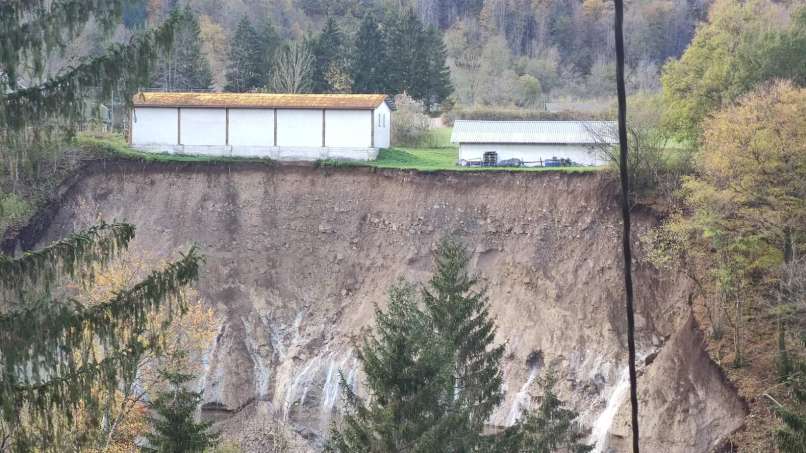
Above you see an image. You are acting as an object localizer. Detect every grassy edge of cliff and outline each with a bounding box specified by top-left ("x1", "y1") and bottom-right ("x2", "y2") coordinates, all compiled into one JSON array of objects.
[{"x1": 79, "y1": 132, "x2": 599, "y2": 173}]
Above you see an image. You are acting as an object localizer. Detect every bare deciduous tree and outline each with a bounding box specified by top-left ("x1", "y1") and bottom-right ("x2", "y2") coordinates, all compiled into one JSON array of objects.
[{"x1": 269, "y1": 42, "x2": 313, "y2": 94}]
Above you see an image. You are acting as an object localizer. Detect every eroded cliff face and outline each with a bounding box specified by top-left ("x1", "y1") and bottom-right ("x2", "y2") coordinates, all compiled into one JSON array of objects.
[{"x1": 31, "y1": 162, "x2": 745, "y2": 452}]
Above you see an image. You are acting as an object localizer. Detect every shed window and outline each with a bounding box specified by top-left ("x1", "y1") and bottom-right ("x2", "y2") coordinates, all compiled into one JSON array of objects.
[{"x1": 483, "y1": 151, "x2": 498, "y2": 166}]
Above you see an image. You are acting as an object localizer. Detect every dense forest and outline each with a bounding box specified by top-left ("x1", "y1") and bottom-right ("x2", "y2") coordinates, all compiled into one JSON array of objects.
[{"x1": 51, "y1": 0, "x2": 712, "y2": 108}]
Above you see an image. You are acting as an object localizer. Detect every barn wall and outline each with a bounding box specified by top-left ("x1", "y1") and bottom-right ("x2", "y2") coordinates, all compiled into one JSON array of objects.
[
  {"x1": 374, "y1": 103, "x2": 391, "y2": 148},
  {"x1": 180, "y1": 108, "x2": 227, "y2": 146},
  {"x1": 277, "y1": 109, "x2": 322, "y2": 147},
  {"x1": 130, "y1": 105, "x2": 383, "y2": 161},
  {"x1": 325, "y1": 110, "x2": 372, "y2": 148},
  {"x1": 132, "y1": 107, "x2": 178, "y2": 145},
  {"x1": 229, "y1": 109, "x2": 275, "y2": 147},
  {"x1": 458, "y1": 143, "x2": 607, "y2": 166}
]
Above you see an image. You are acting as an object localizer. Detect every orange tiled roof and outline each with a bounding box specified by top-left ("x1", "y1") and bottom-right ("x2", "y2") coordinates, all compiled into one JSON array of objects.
[{"x1": 132, "y1": 92, "x2": 389, "y2": 109}]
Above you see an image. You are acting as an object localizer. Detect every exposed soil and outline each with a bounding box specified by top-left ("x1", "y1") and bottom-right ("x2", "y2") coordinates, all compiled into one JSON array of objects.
[{"x1": 11, "y1": 161, "x2": 747, "y2": 452}]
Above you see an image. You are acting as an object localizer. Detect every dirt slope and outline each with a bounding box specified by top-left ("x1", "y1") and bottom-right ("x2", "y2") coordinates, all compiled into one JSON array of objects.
[{"x1": 25, "y1": 161, "x2": 745, "y2": 452}]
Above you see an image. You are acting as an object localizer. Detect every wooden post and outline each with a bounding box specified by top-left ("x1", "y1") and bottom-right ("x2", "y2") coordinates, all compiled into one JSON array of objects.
[
  {"x1": 273, "y1": 109, "x2": 278, "y2": 147},
  {"x1": 177, "y1": 107, "x2": 181, "y2": 145},
  {"x1": 225, "y1": 108, "x2": 229, "y2": 145},
  {"x1": 370, "y1": 109, "x2": 375, "y2": 148}
]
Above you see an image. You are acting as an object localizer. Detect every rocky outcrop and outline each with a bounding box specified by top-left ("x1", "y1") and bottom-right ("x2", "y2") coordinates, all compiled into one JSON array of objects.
[{"x1": 30, "y1": 162, "x2": 746, "y2": 452}]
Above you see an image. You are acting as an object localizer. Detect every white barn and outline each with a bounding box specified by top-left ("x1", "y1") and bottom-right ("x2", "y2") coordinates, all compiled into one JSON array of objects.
[
  {"x1": 451, "y1": 120, "x2": 617, "y2": 166},
  {"x1": 129, "y1": 92, "x2": 393, "y2": 161}
]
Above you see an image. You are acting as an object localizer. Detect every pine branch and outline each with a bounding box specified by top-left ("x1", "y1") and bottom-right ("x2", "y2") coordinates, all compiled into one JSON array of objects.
[
  {"x1": 0, "y1": 0, "x2": 126, "y2": 88},
  {"x1": 0, "y1": 246, "x2": 202, "y2": 355},
  {"x1": 1, "y1": 10, "x2": 181, "y2": 136},
  {"x1": 0, "y1": 246, "x2": 203, "y2": 450},
  {"x1": 0, "y1": 222, "x2": 135, "y2": 299}
]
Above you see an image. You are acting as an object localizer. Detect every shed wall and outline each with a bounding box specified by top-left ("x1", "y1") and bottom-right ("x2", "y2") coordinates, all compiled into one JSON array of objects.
[
  {"x1": 374, "y1": 103, "x2": 391, "y2": 148},
  {"x1": 132, "y1": 107, "x2": 178, "y2": 145},
  {"x1": 180, "y1": 108, "x2": 227, "y2": 146},
  {"x1": 325, "y1": 110, "x2": 372, "y2": 148},
  {"x1": 229, "y1": 109, "x2": 275, "y2": 146},
  {"x1": 458, "y1": 143, "x2": 607, "y2": 166},
  {"x1": 277, "y1": 109, "x2": 322, "y2": 147}
]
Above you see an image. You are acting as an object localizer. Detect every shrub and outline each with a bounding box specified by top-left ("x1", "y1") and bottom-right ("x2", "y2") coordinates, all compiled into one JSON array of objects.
[
  {"x1": 391, "y1": 93, "x2": 431, "y2": 147},
  {"x1": 0, "y1": 192, "x2": 32, "y2": 232}
]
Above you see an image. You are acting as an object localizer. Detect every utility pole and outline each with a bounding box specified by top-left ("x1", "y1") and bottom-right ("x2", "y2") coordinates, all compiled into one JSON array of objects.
[{"x1": 613, "y1": 0, "x2": 640, "y2": 451}]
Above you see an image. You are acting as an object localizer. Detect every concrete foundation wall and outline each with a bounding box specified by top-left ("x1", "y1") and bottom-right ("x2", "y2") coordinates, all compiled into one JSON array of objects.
[{"x1": 458, "y1": 143, "x2": 607, "y2": 166}]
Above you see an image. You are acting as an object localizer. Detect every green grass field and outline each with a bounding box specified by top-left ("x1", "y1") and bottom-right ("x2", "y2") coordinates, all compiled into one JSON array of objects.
[
  {"x1": 368, "y1": 147, "x2": 596, "y2": 172},
  {"x1": 77, "y1": 134, "x2": 274, "y2": 164},
  {"x1": 79, "y1": 130, "x2": 597, "y2": 173}
]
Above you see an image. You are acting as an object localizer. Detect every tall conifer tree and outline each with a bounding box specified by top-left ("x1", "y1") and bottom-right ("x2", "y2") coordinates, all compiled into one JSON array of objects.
[
  {"x1": 421, "y1": 236, "x2": 505, "y2": 450},
  {"x1": 422, "y1": 26, "x2": 453, "y2": 110},
  {"x1": 143, "y1": 371, "x2": 220, "y2": 452},
  {"x1": 152, "y1": 6, "x2": 213, "y2": 91},
  {"x1": 259, "y1": 18, "x2": 281, "y2": 89},
  {"x1": 225, "y1": 16, "x2": 265, "y2": 92},
  {"x1": 311, "y1": 18, "x2": 347, "y2": 93},
  {"x1": 351, "y1": 15, "x2": 387, "y2": 94},
  {"x1": 327, "y1": 283, "x2": 452, "y2": 452}
]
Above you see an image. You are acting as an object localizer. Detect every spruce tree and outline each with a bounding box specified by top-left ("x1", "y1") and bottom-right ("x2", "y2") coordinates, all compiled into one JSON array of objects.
[
  {"x1": 225, "y1": 16, "x2": 265, "y2": 92},
  {"x1": 351, "y1": 15, "x2": 387, "y2": 94},
  {"x1": 311, "y1": 18, "x2": 347, "y2": 93},
  {"x1": 499, "y1": 375, "x2": 592, "y2": 453},
  {"x1": 385, "y1": 9, "x2": 422, "y2": 96},
  {"x1": 421, "y1": 236, "x2": 506, "y2": 450},
  {"x1": 381, "y1": 8, "x2": 452, "y2": 108},
  {"x1": 152, "y1": 7, "x2": 213, "y2": 91},
  {"x1": 258, "y1": 18, "x2": 281, "y2": 89},
  {"x1": 143, "y1": 371, "x2": 220, "y2": 453},
  {"x1": 330, "y1": 236, "x2": 590, "y2": 453},
  {"x1": 422, "y1": 26, "x2": 453, "y2": 110},
  {"x1": 327, "y1": 282, "x2": 452, "y2": 452}
]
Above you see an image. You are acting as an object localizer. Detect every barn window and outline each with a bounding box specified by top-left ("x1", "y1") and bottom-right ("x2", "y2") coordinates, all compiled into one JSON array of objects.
[{"x1": 483, "y1": 151, "x2": 498, "y2": 166}]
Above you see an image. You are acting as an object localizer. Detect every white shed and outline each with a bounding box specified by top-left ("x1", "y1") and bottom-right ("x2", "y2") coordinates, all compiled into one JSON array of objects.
[
  {"x1": 450, "y1": 120, "x2": 617, "y2": 166},
  {"x1": 129, "y1": 92, "x2": 394, "y2": 161}
]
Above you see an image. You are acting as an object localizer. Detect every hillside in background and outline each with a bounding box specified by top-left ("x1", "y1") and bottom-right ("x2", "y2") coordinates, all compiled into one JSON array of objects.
[{"x1": 134, "y1": 0, "x2": 711, "y2": 104}]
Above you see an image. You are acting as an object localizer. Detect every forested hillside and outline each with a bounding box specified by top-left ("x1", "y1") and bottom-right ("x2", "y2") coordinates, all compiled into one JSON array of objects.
[{"x1": 135, "y1": 0, "x2": 711, "y2": 106}]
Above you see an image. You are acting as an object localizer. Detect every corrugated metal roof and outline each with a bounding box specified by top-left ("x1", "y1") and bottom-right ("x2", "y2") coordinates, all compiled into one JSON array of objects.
[
  {"x1": 450, "y1": 120, "x2": 618, "y2": 144},
  {"x1": 132, "y1": 92, "x2": 391, "y2": 110}
]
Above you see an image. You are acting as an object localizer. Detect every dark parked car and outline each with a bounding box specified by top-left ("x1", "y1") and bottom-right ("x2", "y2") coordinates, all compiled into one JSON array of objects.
[{"x1": 498, "y1": 158, "x2": 524, "y2": 167}]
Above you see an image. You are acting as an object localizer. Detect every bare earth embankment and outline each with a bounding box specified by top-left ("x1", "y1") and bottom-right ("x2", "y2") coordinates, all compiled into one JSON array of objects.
[{"x1": 7, "y1": 162, "x2": 746, "y2": 452}]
